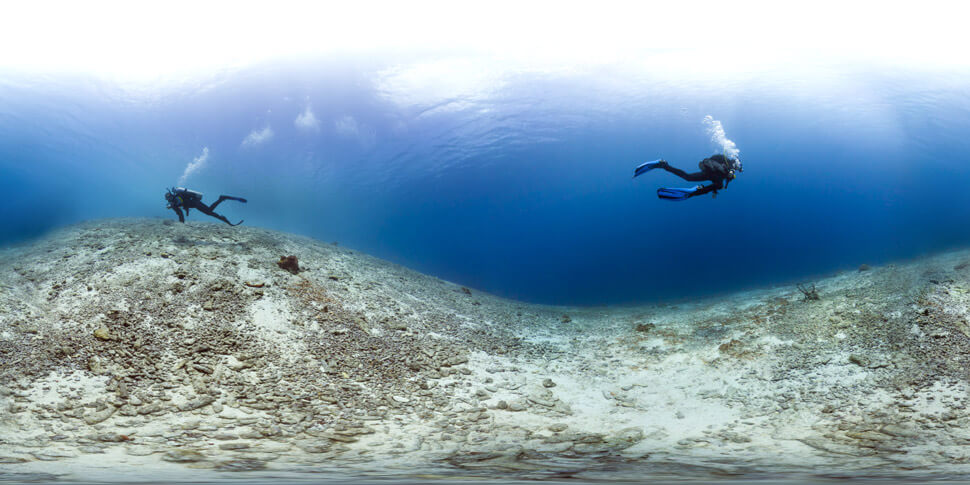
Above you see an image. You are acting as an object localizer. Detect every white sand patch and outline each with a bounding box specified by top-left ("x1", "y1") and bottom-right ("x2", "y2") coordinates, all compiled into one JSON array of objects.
[
  {"x1": 248, "y1": 298, "x2": 293, "y2": 335},
  {"x1": 24, "y1": 370, "x2": 109, "y2": 407}
]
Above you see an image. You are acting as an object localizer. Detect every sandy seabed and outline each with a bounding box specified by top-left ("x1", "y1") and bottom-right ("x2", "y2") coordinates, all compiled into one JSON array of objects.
[{"x1": 3, "y1": 218, "x2": 970, "y2": 483}]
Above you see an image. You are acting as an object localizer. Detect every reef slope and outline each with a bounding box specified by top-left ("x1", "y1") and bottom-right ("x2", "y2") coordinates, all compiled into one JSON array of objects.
[{"x1": 3, "y1": 218, "x2": 970, "y2": 480}]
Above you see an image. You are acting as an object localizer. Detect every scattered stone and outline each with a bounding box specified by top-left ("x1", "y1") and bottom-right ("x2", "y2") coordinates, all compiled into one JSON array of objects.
[
  {"x1": 217, "y1": 459, "x2": 266, "y2": 471},
  {"x1": 93, "y1": 326, "x2": 114, "y2": 341},
  {"x1": 297, "y1": 442, "x2": 331, "y2": 453},
  {"x1": 322, "y1": 433, "x2": 359, "y2": 443},
  {"x1": 178, "y1": 395, "x2": 216, "y2": 412},
  {"x1": 858, "y1": 264, "x2": 871, "y2": 272},
  {"x1": 31, "y1": 451, "x2": 76, "y2": 461},
  {"x1": 97, "y1": 433, "x2": 132, "y2": 443},
  {"x1": 635, "y1": 323, "x2": 655, "y2": 333},
  {"x1": 137, "y1": 402, "x2": 164, "y2": 415},
  {"x1": 83, "y1": 407, "x2": 116, "y2": 425},
  {"x1": 162, "y1": 449, "x2": 206, "y2": 463},
  {"x1": 880, "y1": 425, "x2": 919, "y2": 438},
  {"x1": 443, "y1": 355, "x2": 468, "y2": 367},
  {"x1": 849, "y1": 354, "x2": 870, "y2": 367},
  {"x1": 125, "y1": 446, "x2": 156, "y2": 456},
  {"x1": 561, "y1": 314, "x2": 572, "y2": 323},
  {"x1": 542, "y1": 378, "x2": 557, "y2": 388},
  {"x1": 219, "y1": 442, "x2": 251, "y2": 450}
]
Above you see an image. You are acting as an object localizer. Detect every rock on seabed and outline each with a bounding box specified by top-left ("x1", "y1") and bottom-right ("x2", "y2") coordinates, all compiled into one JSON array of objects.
[{"x1": 3, "y1": 218, "x2": 970, "y2": 480}]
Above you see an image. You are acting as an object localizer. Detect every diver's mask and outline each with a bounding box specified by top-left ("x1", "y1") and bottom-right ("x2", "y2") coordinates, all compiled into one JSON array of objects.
[{"x1": 165, "y1": 189, "x2": 178, "y2": 209}]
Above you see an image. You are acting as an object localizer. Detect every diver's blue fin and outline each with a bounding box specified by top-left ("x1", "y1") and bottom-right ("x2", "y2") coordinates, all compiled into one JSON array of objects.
[
  {"x1": 633, "y1": 159, "x2": 664, "y2": 178},
  {"x1": 657, "y1": 186, "x2": 700, "y2": 201}
]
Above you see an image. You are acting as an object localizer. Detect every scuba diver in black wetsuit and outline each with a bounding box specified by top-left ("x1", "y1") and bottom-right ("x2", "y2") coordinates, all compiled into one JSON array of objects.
[
  {"x1": 633, "y1": 154, "x2": 743, "y2": 200},
  {"x1": 165, "y1": 187, "x2": 247, "y2": 226}
]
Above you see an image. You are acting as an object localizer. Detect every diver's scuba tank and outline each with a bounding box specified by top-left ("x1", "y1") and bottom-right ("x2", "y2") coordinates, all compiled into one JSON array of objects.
[{"x1": 174, "y1": 187, "x2": 204, "y2": 201}]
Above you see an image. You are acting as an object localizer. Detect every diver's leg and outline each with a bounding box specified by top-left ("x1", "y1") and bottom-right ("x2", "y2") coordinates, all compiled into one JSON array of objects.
[
  {"x1": 687, "y1": 179, "x2": 723, "y2": 198},
  {"x1": 663, "y1": 166, "x2": 709, "y2": 182},
  {"x1": 689, "y1": 184, "x2": 716, "y2": 198},
  {"x1": 209, "y1": 195, "x2": 248, "y2": 210},
  {"x1": 193, "y1": 203, "x2": 235, "y2": 225}
]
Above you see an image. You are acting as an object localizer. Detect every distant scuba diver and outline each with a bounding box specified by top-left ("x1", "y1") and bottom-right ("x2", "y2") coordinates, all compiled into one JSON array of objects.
[
  {"x1": 633, "y1": 154, "x2": 743, "y2": 200},
  {"x1": 165, "y1": 187, "x2": 247, "y2": 226}
]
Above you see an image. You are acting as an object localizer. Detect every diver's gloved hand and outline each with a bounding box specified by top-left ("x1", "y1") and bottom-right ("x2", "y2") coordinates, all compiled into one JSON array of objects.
[{"x1": 657, "y1": 159, "x2": 669, "y2": 168}]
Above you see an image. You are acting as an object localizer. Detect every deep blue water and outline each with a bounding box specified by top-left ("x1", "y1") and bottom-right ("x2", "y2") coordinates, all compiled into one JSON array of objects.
[{"x1": 2, "y1": 53, "x2": 969, "y2": 305}]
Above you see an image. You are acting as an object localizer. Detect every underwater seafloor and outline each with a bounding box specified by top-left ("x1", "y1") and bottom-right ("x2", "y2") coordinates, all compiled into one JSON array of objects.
[{"x1": 4, "y1": 218, "x2": 970, "y2": 483}]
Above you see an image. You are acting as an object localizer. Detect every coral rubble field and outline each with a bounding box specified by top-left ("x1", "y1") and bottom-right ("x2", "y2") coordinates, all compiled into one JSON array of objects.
[{"x1": 3, "y1": 218, "x2": 970, "y2": 480}]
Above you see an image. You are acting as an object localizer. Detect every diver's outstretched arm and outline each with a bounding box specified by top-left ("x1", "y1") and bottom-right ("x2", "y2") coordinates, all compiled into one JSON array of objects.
[{"x1": 171, "y1": 206, "x2": 185, "y2": 223}]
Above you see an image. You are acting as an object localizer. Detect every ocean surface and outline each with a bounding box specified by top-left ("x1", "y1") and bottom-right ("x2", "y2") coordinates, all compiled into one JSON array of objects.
[{"x1": 2, "y1": 52, "x2": 969, "y2": 306}]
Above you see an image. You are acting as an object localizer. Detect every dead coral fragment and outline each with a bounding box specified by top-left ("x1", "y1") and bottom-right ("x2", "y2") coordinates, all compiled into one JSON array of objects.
[
  {"x1": 93, "y1": 326, "x2": 115, "y2": 341},
  {"x1": 244, "y1": 282, "x2": 265, "y2": 288},
  {"x1": 797, "y1": 283, "x2": 819, "y2": 301},
  {"x1": 718, "y1": 339, "x2": 759, "y2": 359},
  {"x1": 277, "y1": 255, "x2": 300, "y2": 275},
  {"x1": 635, "y1": 323, "x2": 655, "y2": 333}
]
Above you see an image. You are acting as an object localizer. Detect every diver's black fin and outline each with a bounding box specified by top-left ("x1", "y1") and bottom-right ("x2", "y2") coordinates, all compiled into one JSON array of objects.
[{"x1": 230, "y1": 220, "x2": 244, "y2": 226}]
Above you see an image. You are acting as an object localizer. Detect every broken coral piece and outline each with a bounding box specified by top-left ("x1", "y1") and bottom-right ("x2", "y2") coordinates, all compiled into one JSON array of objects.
[
  {"x1": 93, "y1": 326, "x2": 114, "y2": 341},
  {"x1": 277, "y1": 255, "x2": 300, "y2": 275}
]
